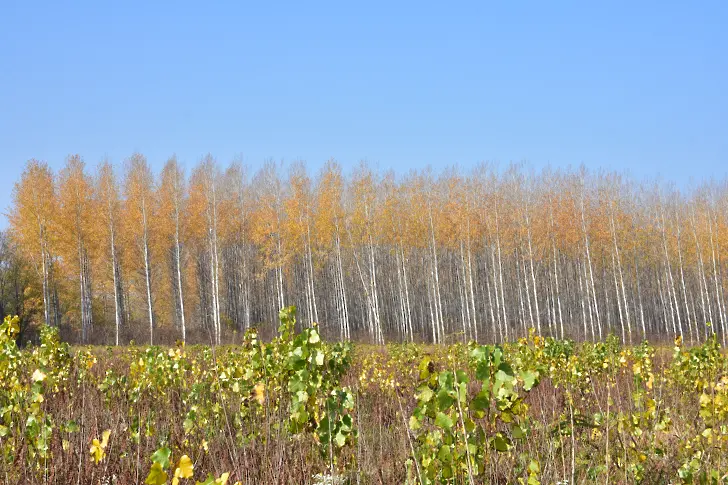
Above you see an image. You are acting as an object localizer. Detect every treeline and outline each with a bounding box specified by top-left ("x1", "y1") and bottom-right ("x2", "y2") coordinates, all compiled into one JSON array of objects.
[
  {"x1": 0, "y1": 232, "x2": 27, "y2": 327},
  {"x1": 7, "y1": 155, "x2": 728, "y2": 345}
]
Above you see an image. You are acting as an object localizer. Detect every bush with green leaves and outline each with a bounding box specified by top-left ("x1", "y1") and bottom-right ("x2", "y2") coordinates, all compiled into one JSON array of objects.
[{"x1": 407, "y1": 344, "x2": 541, "y2": 484}]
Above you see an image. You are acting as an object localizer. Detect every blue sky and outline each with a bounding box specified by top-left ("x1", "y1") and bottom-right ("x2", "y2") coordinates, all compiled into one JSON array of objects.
[{"x1": 1, "y1": 1, "x2": 726, "y2": 227}]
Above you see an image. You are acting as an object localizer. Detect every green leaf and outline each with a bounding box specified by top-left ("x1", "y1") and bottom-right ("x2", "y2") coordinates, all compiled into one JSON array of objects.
[
  {"x1": 151, "y1": 446, "x2": 171, "y2": 469},
  {"x1": 520, "y1": 370, "x2": 539, "y2": 391},
  {"x1": 493, "y1": 433, "x2": 511, "y2": 452},
  {"x1": 457, "y1": 382, "x2": 468, "y2": 403},
  {"x1": 416, "y1": 386, "x2": 434, "y2": 403},
  {"x1": 497, "y1": 362, "x2": 514, "y2": 378},
  {"x1": 64, "y1": 420, "x2": 80, "y2": 433},
  {"x1": 470, "y1": 345, "x2": 490, "y2": 362},
  {"x1": 471, "y1": 389, "x2": 490, "y2": 412},
  {"x1": 341, "y1": 414, "x2": 353, "y2": 430},
  {"x1": 296, "y1": 390, "x2": 309, "y2": 403},
  {"x1": 438, "y1": 371, "x2": 454, "y2": 391},
  {"x1": 463, "y1": 417, "x2": 476, "y2": 433},
  {"x1": 437, "y1": 389, "x2": 454, "y2": 410},
  {"x1": 492, "y1": 347, "x2": 503, "y2": 368},
  {"x1": 455, "y1": 370, "x2": 468, "y2": 385},
  {"x1": 318, "y1": 415, "x2": 331, "y2": 433},
  {"x1": 435, "y1": 412, "x2": 454, "y2": 430},
  {"x1": 196, "y1": 474, "x2": 216, "y2": 485},
  {"x1": 475, "y1": 361, "x2": 491, "y2": 381},
  {"x1": 438, "y1": 445, "x2": 452, "y2": 463}
]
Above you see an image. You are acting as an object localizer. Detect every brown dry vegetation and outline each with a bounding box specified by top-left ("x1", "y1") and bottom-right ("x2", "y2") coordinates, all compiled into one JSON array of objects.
[{"x1": 3, "y1": 333, "x2": 725, "y2": 485}]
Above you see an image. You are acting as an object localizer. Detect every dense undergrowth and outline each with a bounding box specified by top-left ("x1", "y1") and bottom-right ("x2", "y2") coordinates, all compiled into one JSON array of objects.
[{"x1": 1, "y1": 310, "x2": 728, "y2": 484}]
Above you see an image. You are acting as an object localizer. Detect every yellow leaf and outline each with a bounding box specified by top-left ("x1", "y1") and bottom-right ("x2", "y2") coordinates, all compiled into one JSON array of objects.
[
  {"x1": 254, "y1": 383, "x2": 265, "y2": 405},
  {"x1": 146, "y1": 462, "x2": 168, "y2": 485},
  {"x1": 195, "y1": 473, "x2": 230, "y2": 485},
  {"x1": 89, "y1": 430, "x2": 111, "y2": 464},
  {"x1": 173, "y1": 454, "x2": 194, "y2": 481},
  {"x1": 101, "y1": 429, "x2": 111, "y2": 448},
  {"x1": 89, "y1": 439, "x2": 105, "y2": 464}
]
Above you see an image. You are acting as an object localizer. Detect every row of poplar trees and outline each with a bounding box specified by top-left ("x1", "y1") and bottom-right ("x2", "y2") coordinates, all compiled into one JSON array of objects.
[{"x1": 8, "y1": 155, "x2": 728, "y2": 346}]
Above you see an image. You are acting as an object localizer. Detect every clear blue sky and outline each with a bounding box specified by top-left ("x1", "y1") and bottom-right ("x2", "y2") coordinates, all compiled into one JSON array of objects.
[{"x1": 1, "y1": 1, "x2": 726, "y2": 227}]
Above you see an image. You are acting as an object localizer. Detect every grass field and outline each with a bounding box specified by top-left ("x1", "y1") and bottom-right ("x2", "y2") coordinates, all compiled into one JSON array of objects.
[{"x1": 1, "y1": 310, "x2": 727, "y2": 484}]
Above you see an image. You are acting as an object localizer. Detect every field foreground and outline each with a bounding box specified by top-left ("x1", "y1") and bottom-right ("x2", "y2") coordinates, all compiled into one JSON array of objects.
[{"x1": 1, "y1": 311, "x2": 728, "y2": 484}]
